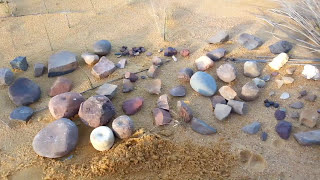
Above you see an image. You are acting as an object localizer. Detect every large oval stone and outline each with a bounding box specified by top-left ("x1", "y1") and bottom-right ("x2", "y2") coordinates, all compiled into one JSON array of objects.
[
  {"x1": 32, "y1": 118, "x2": 78, "y2": 158},
  {"x1": 190, "y1": 71, "x2": 217, "y2": 96},
  {"x1": 9, "y1": 78, "x2": 41, "y2": 106}
]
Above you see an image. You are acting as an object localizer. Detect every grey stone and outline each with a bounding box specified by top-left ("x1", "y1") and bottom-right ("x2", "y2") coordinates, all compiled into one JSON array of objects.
[
  {"x1": 170, "y1": 85, "x2": 186, "y2": 97},
  {"x1": 191, "y1": 118, "x2": 217, "y2": 135},
  {"x1": 291, "y1": 112, "x2": 300, "y2": 119},
  {"x1": 157, "y1": 94, "x2": 169, "y2": 111},
  {"x1": 206, "y1": 48, "x2": 226, "y2": 61},
  {"x1": 10, "y1": 56, "x2": 28, "y2": 71},
  {"x1": 227, "y1": 100, "x2": 248, "y2": 115},
  {"x1": 195, "y1": 56, "x2": 214, "y2": 71},
  {"x1": 146, "y1": 79, "x2": 161, "y2": 95},
  {"x1": 122, "y1": 79, "x2": 134, "y2": 93},
  {"x1": 124, "y1": 72, "x2": 139, "y2": 82},
  {"x1": 240, "y1": 81, "x2": 259, "y2": 101},
  {"x1": 238, "y1": 33, "x2": 263, "y2": 50},
  {"x1": 261, "y1": 132, "x2": 268, "y2": 141},
  {"x1": 32, "y1": 118, "x2": 78, "y2": 158},
  {"x1": 178, "y1": 68, "x2": 194, "y2": 82},
  {"x1": 9, "y1": 78, "x2": 41, "y2": 106},
  {"x1": 275, "y1": 120, "x2": 292, "y2": 140},
  {"x1": 93, "y1": 40, "x2": 111, "y2": 56},
  {"x1": 294, "y1": 130, "x2": 320, "y2": 146},
  {"x1": 91, "y1": 57, "x2": 116, "y2": 79},
  {"x1": 81, "y1": 52, "x2": 99, "y2": 65},
  {"x1": 244, "y1": 61, "x2": 260, "y2": 78},
  {"x1": 177, "y1": 101, "x2": 193, "y2": 123},
  {"x1": 210, "y1": 95, "x2": 226, "y2": 108},
  {"x1": 190, "y1": 71, "x2": 217, "y2": 96},
  {"x1": 252, "y1": 78, "x2": 265, "y2": 88},
  {"x1": 10, "y1": 106, "x2": 34, "y2": 122},
  {"x1": 95, "y1": 83, "x2": 117, "y2": 99},
  {"x1": 289, "y1": 102, "x2": 304, "y2": 109},
  {"x1": 208, "y1": 31, "x2": 229, "y2": 44},
  {"x1": 298, "y1": 90, "x2": 307, "y2": 98},
  {"x1": 305, "y1": 94, "x2": 317, "y2": 102},
  {"x1": 112, "y1": 115, "x2": 134, "y2": 139},
  {"x1": 153, "y1": 108, "x2": 172, "y2": 126},
  {"x1": 242, "y1": 122, "x2": 261, "y2": 134},
  {"x1": 216, "y1": 63, "x2": 237, "y2": 83},
  {"x1": 34, "y1": 63, "x2": 45, "y2": 77},
  {"x1": 48, "y1": 51, "x2": 78, "y2": 77},
  {"x1": 214, "y1": 104, "x2": 232, "y2": 121},
  {"x1": 0, "y1": 68, "x2": 14, "y2": 85},
  {"x1": 269, "y1": 40, "x2": 293, "y2": 54},
  {"x1": 261, "y1": 75, "x2": 271, "y2": 82}
]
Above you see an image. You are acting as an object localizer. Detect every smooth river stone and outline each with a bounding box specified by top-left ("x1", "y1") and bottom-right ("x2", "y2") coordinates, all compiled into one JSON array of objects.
[
  {"x1": 190, "y1": 71, "x2": 217, "y2": 96},
  {"x1": 9, "y1": 78, "x2": 41, "y2": 106},
  {"x1": 48, "y1": 51, "x2": 78, "y2": 77}
]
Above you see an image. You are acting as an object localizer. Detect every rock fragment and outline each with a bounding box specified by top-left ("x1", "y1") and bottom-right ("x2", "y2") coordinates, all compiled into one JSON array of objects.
[
  {"x1": 269, "y1": 40, "x2": 293, "y2": 54},
  {"x1": 9, "y1": 78, "x2": 41, "y2": 106},
  {"x1": 299, "y1": 109, "x2": 319, "y2": 128},
  {"x1": 282, "y1": 76, "x2": 294, "y2": 84},
  {"x1": 216, "y1": 63, "x2": 237, "y2": 83},
  {"x1": 81, "y1": 52, "x2": 99, "y2": 65},
  {"x1": 305, "y1": 94, "x2": 317, "y2": 102},
  {"x1": 238, "y1": 33, "x2": 263, "y2": 50},
  {"x1": 286, "y1": 67, "x2": 296, "y2": 75},
  {"x1": 206, "y1": 48, "x2": 226, "y2": 61},
  {"x1": 180, "y1": 49, "x2": 190, "y2": 57},
  {"x1": 252, "y1": 78, "x2": 265, "y2": 88},
  {"x1": 34, "y1": 63, "x2": 45, "y2": 77},
  {"x1": 195, "y1": 56, "x2": 214, "y2": 71},
  {"x1": 242, "y1": 122, "x2": 261, "y2": 134},
  {"x1": 191, "y1": 118, "x2": 217, "y2": 135},
  {"x1": 214, "y1": 104, "x2": 232, "y2": 121},
  {"x1": 122, "y1": 79, "x2": 134, "y2": 93},
  {"x1": 48, "y1": 51, "x2": 78, "y2": 77},
  {"x1": 49, "y1": 77, "x2": 72, "y2": 97},
  {"x1": 122, "y1": 97, "x2": 144, "y2": 115},
  {"x1": 112, "y1": 115, "x2": 134, "y2": 139},
  {"x1": 219, "y1": 86, "x2": 237, "y2": 100},
  {"x1": 147, "y1": 65, "x2": 159, "y2": 78},
  {"x1": 10, "y1": 106, "x2": 34, "y2": 122},
  {"x1": 210, "y1": 95, "x2": 226, "y2": 108},
  {"x1": 289, "y1": 102, "x2": 304, "y2": 109},
  {"x1": 190, "y1": 71, "x2": 217, "y2": 96},
  {"x1": 157, "y1": 94, "x2": 169, "y2": 110},
  {"x1": 10, "y1": 56, "x2": 28, "y2": 71},
  {"x1": 275, "y1": 110, "x2": 286, "y2": 120},
  {"x1": 227, "y1": 100, "x2": 248, "y2": 115},
  {"x1": 208, "y1": 31, "x2": 229, "y2": 44},
  {"x1": 164, "y1": 47, "x2": 177, "y2": 57},
  {"x1": 170, "y1": 85, "x2": 186, "y2": 97},
  {"x1": 177, "y1": 101, "x2": 193, "y2": 122},
  {"x1": 275, "y1": 120, "x2": 292, "y2": 140},
  {"x1": 146, "y1": 79, "x2": 161, "y2": 95},
  {"x1": 244, "y1": 61, "x2": 260, "y2": 78},
  {"x1": 152, "y1": 56, "x2": 163, "y2": 66},
  {"x1": 91, "y1": 57, "x2": 116, "y2": 79},
  {"x1": 124, "y1": 72, "x2": 139, "y2": 82},
  {"x1": 240, "y1": 81, "x2": 259, "y2": 101},
  {"x1": 116, "y1": 59, "x2": 127, "y2": 69},
  {"x1": 178, "y1": 68, "x2": 193, "y2": 82},
  {"x1": 153, "y1": 108, "x2": 172, "y2": 126},
  {"x1": 294, "y1": 130, "x2": 320, "y2": 146},
  {"x1": 302, "y1": 65, "x2": 320, "y2": 80},
  {"x1": 95, "y1": 83, "x2": 117, "y2": 99},
  {"x1": 0, "y1": 68, "x2": 14, "y2": 85},
  {"x1": 93, "y1": 40, "x2": 111, "y2": 56},
  {"x1": 280, "y1": 92, "x2": 290, "y2": 100},
  {"x1": 268, "y1": 53, "x2": 289, "y2": 70}
]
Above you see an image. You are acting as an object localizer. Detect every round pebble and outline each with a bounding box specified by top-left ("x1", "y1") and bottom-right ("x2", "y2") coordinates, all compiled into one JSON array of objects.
[
  {"x1": 93, "y1": 40, "x2": 111, "y2": 56},
  {"x1": 112, "y1": 115, "x2": 134, "y2": 139},
  {"x1": 90, "y1": 126, "x2": 114, "y2": 151},
  {"x1": 190, "y1": 71, "x2": 217, "y2": 96}
]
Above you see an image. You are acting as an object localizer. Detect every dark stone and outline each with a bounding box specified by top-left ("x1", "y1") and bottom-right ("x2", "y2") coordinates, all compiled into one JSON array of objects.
[
  {"x1": 10, "y1": 106, "x2": 34, "y2": 122},
  {"x1": 122, "y1": 79, "x2": 134, "y2": 93},
  {"x1": 191, "y1": 118, "x2": 217, "y2": 135},
  {"x1": 9, "y1": 78, "x2": 41, "y2": 106},
  {"x1": 164, "y1": 47, "x2": 177, "y2": 56},
  {"x1": 275, "y1": 120, "x2": 292, "y2": 140},
  {"x1": 153, "y1": 108, "x2": 172, "y2": 126},
  {"x1": 170, "y1": 85, "x2": 186, "y2": 97},
  {"x1": 265, "y1": 103, "x2": 271, "y2": 107},
  {"x1": 273, "y1": 103, "x2": 279, "y2": 108},
  {"x1": 237, "y1": 33, "x2": 263, "y2": 50},
  {"x1": 91, "y1": 57, "x2": 116, "y2": 79},
  {"x1": 93, "y1": 40, "x2": 111, "y2": 56},
  {"x1": 269, "y1": 40, "x2": 293, "y2": 54},
  {"x1": 124, "y1": 72, "x2": 139, "y2": 82},
  {"x1": 178, "y1": 68, "x2": 194, "y2": 82},
  {"x1": 48, "y1": 51, "x2": 78, "y2": 77},
  {"x1": 305, "y1": 94, "x2": 317, "y2": 102},
  {"x1": 294, "y1": 130, "x2": 320, "y2": 146},
  {"x1": 10, "y1": 56, "x2": 28, "y2": 71},
  {"x1": 206, "y1": 48, "x2": 226, "y2": 61},
  {"x1": 210, "y1": 95, "x2": 227, "y2": 108},
  {"x1": 177, "y1": 101, "x2": 193, "y2": 122},
  {"x1": 299, "y1": 90, "x2": 307, "y2": 98},
  {"x1": 0, "y1": 68, "x2": 14, "y2": 85},
  {"x1": 34, "y1": 63, "x2": 45, "y2": 77},
  {"x1": 122, "y1": 97, "x2": 144, "y2": 115},
  {"x1": 275, "y1": 110, "x2": 286, "y2": 120},
  {"x1": 261, "y1": 132, "x2": 268, "y2": 141},
  {"x1": 157, "y1": 94, "x2": 169, "y2": 111}
]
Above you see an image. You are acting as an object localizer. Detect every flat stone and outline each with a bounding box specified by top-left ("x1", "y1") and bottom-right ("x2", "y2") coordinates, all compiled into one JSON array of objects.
[
  {"x1": 32, "y1": 118, "x2": 78, "y2": 158},
  {"x1": 269, "y1": 40, "x2": 293, "y2": 54},
  {"x1": 269, "y1": 53, "x2": 289, "y2": 71},
  {"x1": 177, "y1": 101, "x2": 193, "y2": 123},
  {"x1": 208, "y1": 31, "x2": 229, "y2": 44},
  {"x1": 191, "y1": 118, "x2": 217, "y2": 135},
  {"x1": 206, "y1": 48, "x2": 226, "y2": 61},
  {"x1": 219, "y1": 86, "x2": 237, "y2": 100},
  {"x1": 95, "y1": 83, "x2": 117, "y2": 99},
  {"x1": 302, "y1": 65, "x2": 320, "y2": 80},
  {"x1": 0, "y1": 68, "x2": 14, "y2": 85},
  {"x1": 79, "y1": 95, "x2": 115, "y2": 128},
  {"x1": 280, "y1": 92, "x2": 290, "y2": 100},
  {"x1": 112, "y1": 115, "x2": 134, "y2": 139},
  {"x1": 275, "y1": 110, "x2": 286, "y2": 120},
  {"x1": 244, "y1": 61, "x2": 260, "y2": 77},
  {"x1": 289, "y1": 102, "x2": 304, "y2": 109},
  {"x1": 10, "y1": 56, "x2": 28, "y2": 71},
  {"x1": 116, "y1": 59, "x2": 127, "y2": 69},
  {"x1": 242, "y1": 122, "x2": 261, "y2": 134},
  {"x1": 227, "y1": 100, "x2": 248, "y2": 115},
  {"x1": 238, "y1": 33, "x2": 263, "y2": 50},
  {"x1": 275, "y1": 120, "x2": 292, "y2": 140},
  {"x1": 286, "y1": 67, "x2": 296, "y2": 75},
  {"x1": 124, "y1": 72, "x2": 139, "y2": 82},
  {"x1": 81, "y1": 52, "x2": 99, "y2": 65},
  {"x1": 153, "y1": 108, "x2": 172, "y2": 125},
  {"x1": 240, "y1": 81, "x2": 259, "y2": 101},
  {"x1": 294, "y1": 130, "x2": 320, "y2": 146},
  {"x1": 170, "y1": 85, "x2": 186, "y2": 97},
  {"x1": 146, "y1": 79, "x2": 161, "y2": 95},
  {"x1": 180, "y1": 49, "x2": 190, "y2": 57},
  {"x1": 164, "y1": 47, "x2": 177, "y2": 57},
  {"x1": 291, "y1": 112, "x2": 300, "y2": 119},
  {"x1": 190, "y1": 71, "x2": 217, "y2": 96},
  {"x1": 122, "y1": 97, "x2": 144, "y2": 115},
  {"x1": 49, "y1": 77, "x2": 72, "y2": 97},
  {"x1": 48, "y1": 51, "x2": 78, "y2": 77},
  {"x1": 122, "y1": 79, "x2": 134, "y2": 93},
  {"x1": 34, "y1": 63, "x2": 45, "y2": 77},
  {"x1": 9, "y1": 78, "x2": 41, "y2": 106},
  {"x1": 305, "y1": 94, "x2": 317, "y2": 102},
  {"x1": 216, "y1": 63, "x2": 237, "y2": 83},
  {"x1": 91, "y1": 57, "x2": 116, "y2": 79},
  {"x1": 178, "y1": 68, "x2": 194, "y2": 82},
  {"x1": 210, "y1": 95, "x2": 226, "y2": 108},
  {"x1": 48, "y1": 92, "x2": 85, "y2": 119},
  {"x1": 93, "y1": 40, "x2": 111, "y2": 56},
  {"x1": 214, "y1": 104, "x2": 232, "y2": 121},
  {"x1": 152, "y1": 56, "x2": 163, "y2": 66},
  {"x1": 157, "y1": 94, "x2": 169, "y2": 111},
  {"x1": 282, "y1": 77, "x2": 294, "y2": 84},
  {"x1": 147, "y1": 65, "x2": 159, "y2": 78},
  {"x1": 195, "y1": 56, "x2": 214, "y2": 71},
  {"x1": 252, "y1": 78, "x2": 265, "y2": 88},
  {"x1": 10, "y1": 106, "x2": 34, "y2": 122},
  {"x1": 299, "y1": 109, "x2": 319, "y2": 128}
]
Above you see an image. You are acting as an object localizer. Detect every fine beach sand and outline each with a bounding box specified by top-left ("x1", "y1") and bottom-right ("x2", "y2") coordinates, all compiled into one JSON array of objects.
[{"x1": 0, "y1": 0, "x2": 320, "y2": 179}]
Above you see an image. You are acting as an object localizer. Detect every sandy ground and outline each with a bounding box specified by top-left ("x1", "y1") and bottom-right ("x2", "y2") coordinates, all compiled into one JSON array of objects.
[{"x1": 0, "y1": 0, "x2": 320, "y2": 179}]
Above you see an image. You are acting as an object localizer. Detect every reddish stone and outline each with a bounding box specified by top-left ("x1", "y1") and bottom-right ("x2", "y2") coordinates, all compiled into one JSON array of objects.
[
  {"x1": 177, "y1": 101, "x2": 193, "y2": 122},
  {"x1": 153, "y1": 108, "x2": 172, "y2": 126},
  {"x1": 180, "y1": 49, "x2": 190, "y2": 57},
  {"x1": 91, "y1": 56, "x2": 116, "y2": 79},
  {"x1": 122, "y1": 97, "x2": 144, "y2": 115},
  {"x1": 49, "y1": 77, "x2": 72, "y2": 97}
]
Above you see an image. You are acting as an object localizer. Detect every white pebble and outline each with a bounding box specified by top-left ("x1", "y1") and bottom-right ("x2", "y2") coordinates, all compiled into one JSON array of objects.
[
  {"x1": 302, "y1": 65, "x2": 320, "y2": 80},
  {"x1": 268, "y1": 53, "x2": 289, "y2": 70},
  {"x1": 90, "y1": 126, "x2": 115, "y2": 151},
  {"x1": 280, "y1": 92, "x2": 290, "y2": 100}
]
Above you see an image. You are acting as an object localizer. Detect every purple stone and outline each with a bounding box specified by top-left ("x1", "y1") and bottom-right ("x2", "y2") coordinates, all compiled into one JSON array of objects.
[
  {"x1": 275, "y1": 110, "x2": 286, "y2": 120},
  {"x1": 164, "y1": 47, "x2": 177, "y2": 56},
  {"x1": 275, "y1": 120, "x2": 292, "y2": 140}
]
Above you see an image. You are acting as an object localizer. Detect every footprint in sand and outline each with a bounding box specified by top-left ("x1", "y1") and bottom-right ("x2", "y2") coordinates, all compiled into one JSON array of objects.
[{"x1": 239, "y1": 150, "x2": 267, "y2": 172}]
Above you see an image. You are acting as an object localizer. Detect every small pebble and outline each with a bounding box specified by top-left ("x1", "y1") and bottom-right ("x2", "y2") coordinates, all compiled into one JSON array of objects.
[
  {"x1": 261, "y1": 132, "x2": 268, "y2": 141},
  {"x1": 280, "y1": 92, "x2": 290, "y2": 100},
  {"x1": 264, "y1": 99, "x2": 269, "y2": 103},
  {"x1": 265, "y1": 103, "x2": 271, "y2": 107},
  {"x1": 210, "y1": 95, "x2": 227, "y2": 108},
  {"x1": 146, "y1": 52, "x2": 153, "y2": 56},
  {"x1": 10, "y1": 56, "x2": 28, "y2": 71},
  {"x1": 164, "y1": 47, "x2": 177, "y2": 57},
  {"x1": 206, "y1": 48, "x2": 226, "y2": 61},
  {"x1": 242, "y1": 122, "x2": 261, "y2": 134},
  {"x1": 261, "y1": 75, "x2": 271, "y2": 82},
  {"x1": 275, "y1": 79, "x2": 284, "y2": 88},
  {"x1": 275, "y1": 109, "x2": 286, "y2": 120},
  {"x1": 298, "y1": 90, "x2": 307, "y2": 98},
  {"x1": 271, "y1": 72, "x2": 279, "y2": 76},
  {"x1": 180, "y1": 49, "x2": 190, "y2": 57},
  {"x1": 122, "y1": 97, "x2": 144, "y2": 115},
  {"x1": 191, "y1": 118, "x2": 217, "y2": 135},
  {"x1": 141, "y1": 76, "x2": 146, "y2": 79},
  {"x1": 178, "y1": 68, "x2": 194, "y2": 82},
  {"x1": 0, "y1": 68, "x2": 14, "y2": 85},
  {"x1": 286, "y1": 67, "x2": 296, "y2": 75},
  {"x1": 289, "y1": 102, "x2": 304, "y2": 109},
  {"x1": 273, "y1": 103, "x2": 279, "y2": 108},
  {"x1": 216, "y1": 63, "x2": 237, "y2": 83},
  {"x1": 291, "y1": 112, "x2": 300, "y2": 119},
  {"x1": 34, "y1": 63, "x2": 45, "y2": 77},
  {"x1": 305, "y1": 94, "x2": 317, "y2": 102},
  {"x1": 122, "y1": 79, "x2": 134, "y2": 93},
  {"x1": 170, "y1": 85, "x2": 186, "y2": 97}
]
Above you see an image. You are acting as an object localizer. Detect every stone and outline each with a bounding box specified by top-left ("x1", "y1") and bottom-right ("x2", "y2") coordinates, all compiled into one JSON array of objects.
[
  {"x1": 91, "y1": 57, "x2": 116, "y2": 79},
  {"x1": 34, "y1": 63, "x2": 45, "y2": 77},
  {"x1": 146, "y1": 79, "x2": 161, "y2": 95},
  {"x1": 49, "y1": 77, "x2": 72, "y2": 97},
  {"x1": 269, "y1": 40, "x2": 293, "y2": 54},
  {"x1": 122, "y1": 97, "x2": 144, "y2": 115},
  {"x1": 147, "y1": 65, "x2": 159, "y2": 78},
  {"x1": 195, "y1": 56, "x2": 214, "y2": 71},
  {"x1": 90, "y1": 126, "x2": 114, "y2": 151},
  {"x1": 289, "y1": 102, "x2": 304, "y2": 109},
  {"x1": 294, "y1": 130, "x2": 320, "y2": 146},
  {"x1": 157, "y1": 94, "x2": 169, "y2": 111},
  {"x1": 243, "y1": 61, "x2": 260, "y2": 78},
  {"x1": 190, "y1": 71, "x2": 217, "y2": 96},
  {"x1": 275, "y1": 120, "x2": 292, "y2": 140},
  {"x1": 0, "y1": 68, "x2": 14, "y2": 85},
  {"x1": 9, "y1": 78, "x2": 41, "y2": 106},
  {"x1": 116, "y1": 59, "x2": 127, "y2": 69},
  {"x1": 227, "y1": 100, "x2": 248, "y2": 115},
  {"x1": 240, "y1": 81, "x2": 259, "y2": 101},
  {"x1": 10, "y1": 106, "x2": 34, "y2": 122},
  {"x1": 275, "y1": 110, "x2": 286, "y2": 120},
  {"x1": 219, "y1": 86, "x2": 237, "y2": 100},
  {"x1": 177, "y1": 101, "x2": 193, "y2": 122},
  {"x1": 305, "y1": 94, "x2": 317, "y2": 102},
  {"x1": 146, "y1": 52, "x2": 153, "y2": 56},
  {"x1": 300, "y1": 90, "x2": 308, "y2": 98},
  {"x1": 95, "y1": 83, "x2": 117, "y2": 99},
  {"x1": 286, "y1": 67, "x2": 296, "y2": 75},
  {"x1": 191, "y1": 118, "x2": 217, "y2": 135},
  {"x1": 216, "y1": 63, "x2": 237, "y2": 83},
  {"x1": 48, "y1": 51, "x2": 78, "y2": 77},
  {"x1": 271, "y1": 72, "x2": 279, "y2": 77},
  {"x1": 210, "y1": 95, "x2": 227, "y2": 108},
  {"x1": 177, "y1": 68, "x2": 193, "y2": 82},
  {"x1": 152, "y1": 56, "x2": 163, "y2": 66},
  {"x1": 81, "y1": 52, "x2": 99, "y2": 65},
  {"x1": 10, "y1": 56, "x2": 28, "y2": 71},
  {"x1": 122, "y1": 79, "x2": 134, "y2": 93},
  {"x1": 48, "y1": 92, "x2": 85, "y2": 119},
  {"x1": 153, "y1": 108, "x2": 172, "y2": 126},
  {"x1": 275, "y1": 79, "x2": 284, "y2": 88},
  {"x1": 299, "y1": 109, "x2": 319, "y2": 128},
  {"x1": 261, "y1": 132, "x2": 268, "y2": 141},
  {"x1": 302, "y1": 65, "x2": 320, "y2": 80},
  {"x1": 32, "y1": 118, "x2": 78, "y2": 158},
  {"x1": 214, "y1": 104, "x2": 232, "y2": 121},
  {"x1": 93, "y1": 40, "x2": 111, "y2": 56},
  {"x1": 252, "y1": 78, "x2": 265, "y2": 88},
  {"x1": 261, "y1": 75, "x2": 271, "y2": 82},
  {"x1": 242, "y1": 122, "x2": 261, "y2": 134},
  {"x1": 268, "y1": 53, "x2": 289, "y2": 70},
  {"x1": 237, "y1": 33, "x2": 263, "y2": 50},
  {"x1": 208, "y1": 31, "x2": 229, "y2": 44},
  {"x1": 164, "y1": 47, "x2": 177, "y2": 57},
  {"x1": 282, "y1": 77, "x2": 294, "y2": 84},
  {"x1": 170, "y1": 85, "x2": 186, "y2": 97},
  {"x1": 280, "y1": 92, "x2": 290, "y2": 100},
  {"x1": 180, "y1": 49, "x2": 190, "y2": 57},
  {"x1": 124, "y1": 72, "x2": 139, "y2": 82},
  {"x1": 291, "y1": 112, "x2": 300, "y2": 119},
  {"x1": 206, "y1": 48, "x2": 226, "y2": 61},
  {"x1": 112, "y1": 115, "x2": 134, "y2": 139},
  {"x1": 79, "y1": 95, "x2": 115, "y2": 128}
]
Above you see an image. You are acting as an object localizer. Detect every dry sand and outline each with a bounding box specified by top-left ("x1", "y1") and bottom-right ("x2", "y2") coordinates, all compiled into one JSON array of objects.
[{"x1": 0, "y1": 0, "x2": 320, "y2": 179}]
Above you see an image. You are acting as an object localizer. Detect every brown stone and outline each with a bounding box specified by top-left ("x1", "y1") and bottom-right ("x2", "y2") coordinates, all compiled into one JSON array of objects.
[
  {"x1": 91, "y1": 56, "x2": 116, "y2": 79},
  {"x1": 49, "y1": 77, "x2": 73, "y2": 97}
]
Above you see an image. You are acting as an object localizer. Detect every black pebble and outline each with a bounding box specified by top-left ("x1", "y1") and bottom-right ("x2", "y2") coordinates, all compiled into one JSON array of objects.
[
  {"x1": 265, "y1": 103, "x2": 271, "y2": 107},
  {"x1": 261, "y1": 132, "x2": 268, "y2": 141},
  {"x1": 269, "y1": 101, "x2": 274, "y2": 106},
  {"x1": 273, "y1": 103, "x2": 279, "y2": 108},
  {"x1": 141, "y1": 76, "x2": 146, "y2": 79},
  {"x1": 264, "y1": 99, "x2": 269, "y2": 103}
]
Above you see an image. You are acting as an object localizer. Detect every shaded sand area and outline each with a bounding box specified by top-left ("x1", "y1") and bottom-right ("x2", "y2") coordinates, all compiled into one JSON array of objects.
[{"x1": 0, "y1": 0, "x2": 320, "y2": 179}]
